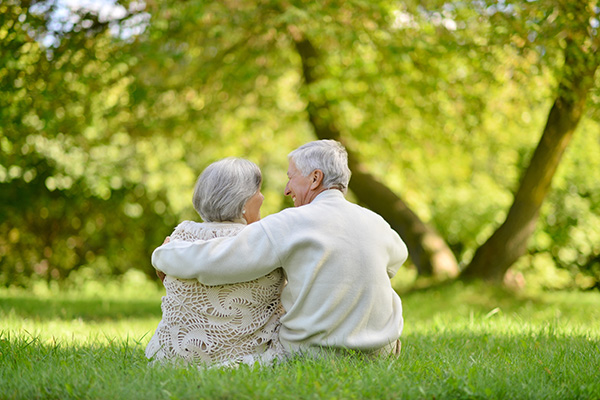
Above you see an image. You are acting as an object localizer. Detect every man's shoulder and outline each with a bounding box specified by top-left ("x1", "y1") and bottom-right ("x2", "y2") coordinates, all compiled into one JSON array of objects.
[
  {"x1": 258, "y1": 193, "x2": 388, "y2": 228},
  {"x1": 344, "y1": 201, "x2": 395, "y2": 230},
  {"x1": 257, "y1": 203, "x2": 323, "y2": 233},
  {"x1": 260, "y1": 206, "x2": 303, "y2": 225}
]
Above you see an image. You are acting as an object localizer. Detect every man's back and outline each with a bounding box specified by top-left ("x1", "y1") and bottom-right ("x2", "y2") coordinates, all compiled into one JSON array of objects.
[{"x1": 260, "y1": 189, "x2": 407, "y2": 353}]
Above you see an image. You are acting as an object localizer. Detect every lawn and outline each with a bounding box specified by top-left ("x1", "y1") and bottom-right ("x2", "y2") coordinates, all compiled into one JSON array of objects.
[{"x1": 1, "y1": 276, "x2": 599, "y2": 399}]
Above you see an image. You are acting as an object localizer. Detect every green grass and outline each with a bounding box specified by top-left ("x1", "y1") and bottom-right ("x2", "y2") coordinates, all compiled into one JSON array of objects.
[{"x1": 1, "y1": 279, "x2": 599, "y2": 399}]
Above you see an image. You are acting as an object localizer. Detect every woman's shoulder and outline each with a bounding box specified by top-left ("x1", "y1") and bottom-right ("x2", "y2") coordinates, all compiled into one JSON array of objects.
[
  {"x1": 172, "y1": 220, "x2": 202, "y2": 232},
  {"x1": 172, "y1": 220, "x2": 246, "y2": 241},
  {"x1": 258, "y1": 202, "x2": 322, "y2": 230}
]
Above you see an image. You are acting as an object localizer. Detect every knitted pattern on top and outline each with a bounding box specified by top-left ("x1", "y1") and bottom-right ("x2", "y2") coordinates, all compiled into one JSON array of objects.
[{"x1": 146, "y1": 220, "x2": 285, "y2": 366}]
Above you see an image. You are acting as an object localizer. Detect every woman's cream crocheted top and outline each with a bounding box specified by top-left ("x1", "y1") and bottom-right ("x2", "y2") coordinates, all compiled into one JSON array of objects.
[{"x1": 145, "y1": 220, "x2": 285, "y2": 366}]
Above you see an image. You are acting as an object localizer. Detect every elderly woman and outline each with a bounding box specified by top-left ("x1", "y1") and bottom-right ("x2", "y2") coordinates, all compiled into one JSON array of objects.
[{"x1": 145, "y1": 158, "x2": 285, "y2": 366}]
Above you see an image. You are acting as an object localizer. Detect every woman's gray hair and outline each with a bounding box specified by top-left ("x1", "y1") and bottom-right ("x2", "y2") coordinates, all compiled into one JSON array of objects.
[
  {"x1": 288, "y1": 140, "x2": 351, "y2": 194},
  {"x1": 192, "y1": 158, "x2": 262, "y2": 222}
]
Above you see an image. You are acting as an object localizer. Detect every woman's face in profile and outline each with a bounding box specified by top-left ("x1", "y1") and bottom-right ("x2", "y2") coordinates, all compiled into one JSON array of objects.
[{"x1": 243, "y1": 189, "x2": 264, "y2": 224}]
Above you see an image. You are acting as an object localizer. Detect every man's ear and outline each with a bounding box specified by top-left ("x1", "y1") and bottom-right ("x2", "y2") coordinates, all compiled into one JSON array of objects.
[{"x1": 310, "y1": 169, "x2": 324, "y2": 190}]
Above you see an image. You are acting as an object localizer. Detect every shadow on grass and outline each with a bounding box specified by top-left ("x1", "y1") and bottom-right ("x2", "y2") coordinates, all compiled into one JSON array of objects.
[
  {"x1": 0, "y1": 296, "x2": 162, "y2": 322},
  {"x1": 4, "y1": 280, "x2": 600, "y2": 325},
  {"x1": 398, "y1": 279, "x2": 600, "y2": 324}
]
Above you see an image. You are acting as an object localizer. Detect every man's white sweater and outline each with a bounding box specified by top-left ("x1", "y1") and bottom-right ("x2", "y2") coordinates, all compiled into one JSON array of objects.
[{"x1": 152, "y1": 190, "x2": 408, "y2": 354}]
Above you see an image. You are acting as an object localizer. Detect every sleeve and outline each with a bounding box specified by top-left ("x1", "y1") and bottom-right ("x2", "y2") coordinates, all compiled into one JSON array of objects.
[
  {"x1": 386, "y1": 228, "x2": 409, "y2": 279},
  {"x1": 151, "y1": 222, "x2": 282, "y2": 285}
]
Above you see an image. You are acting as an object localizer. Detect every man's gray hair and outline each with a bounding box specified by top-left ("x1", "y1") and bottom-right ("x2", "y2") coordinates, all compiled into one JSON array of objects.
[
  {"x1": 192, "y1": 158, "x2": 262, "y2": 222},
  {"x1": 288, "y1": 140, "x2": 351, "y2": 194}
]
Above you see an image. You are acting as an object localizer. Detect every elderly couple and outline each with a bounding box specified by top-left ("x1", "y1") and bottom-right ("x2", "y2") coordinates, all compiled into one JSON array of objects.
[{"x1": 147, "y1": 140, "x2": 408, "y2": 366}]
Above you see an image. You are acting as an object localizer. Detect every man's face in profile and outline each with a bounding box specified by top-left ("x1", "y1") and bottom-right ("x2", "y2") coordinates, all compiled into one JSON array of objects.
[{"x1": 284, "y1": 160, "x2": 313, "y2": 207}]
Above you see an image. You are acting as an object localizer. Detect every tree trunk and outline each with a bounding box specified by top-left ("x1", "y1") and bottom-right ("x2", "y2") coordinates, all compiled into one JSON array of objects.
[
  {"x1": 462, "y1": 40, "x2": 598, "y2": 281},
  {"x1": 289, "y1": 26, "x2": 459, "y2": 278}
]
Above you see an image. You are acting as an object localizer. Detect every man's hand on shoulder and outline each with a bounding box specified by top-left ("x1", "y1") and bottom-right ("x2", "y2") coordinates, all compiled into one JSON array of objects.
[
  {"x1": 156, "y1": 269, "x2": 166, "y2": 283},
  {"x1": 155, "y1": 236, "x2": 171, "y2": 283}
]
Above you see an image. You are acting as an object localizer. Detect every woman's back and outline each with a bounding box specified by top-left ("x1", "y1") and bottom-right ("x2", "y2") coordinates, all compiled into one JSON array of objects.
[{"x1": 145, "y1": 220, "x2": 285, "y2": 366}]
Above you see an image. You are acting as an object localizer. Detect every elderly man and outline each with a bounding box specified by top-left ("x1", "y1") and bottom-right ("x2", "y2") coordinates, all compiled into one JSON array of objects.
[{"x1": 152, "y1": 140, "x2": 408, "y2": 357}]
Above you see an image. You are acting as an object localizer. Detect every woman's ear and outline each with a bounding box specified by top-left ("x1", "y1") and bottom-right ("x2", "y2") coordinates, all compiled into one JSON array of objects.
[{"x1": 310, "y1": 169, "x2": 324, "y2": 190}]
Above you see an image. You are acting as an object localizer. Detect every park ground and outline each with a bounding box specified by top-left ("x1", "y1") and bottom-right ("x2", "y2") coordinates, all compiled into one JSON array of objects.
[{"x1": 1, "y1": 274, "x2": 599, "y2": 399}]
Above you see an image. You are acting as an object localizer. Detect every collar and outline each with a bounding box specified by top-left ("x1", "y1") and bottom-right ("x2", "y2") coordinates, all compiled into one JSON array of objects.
[{"x1": 311, "y1": 188, "x2": 345, "y2": 203}]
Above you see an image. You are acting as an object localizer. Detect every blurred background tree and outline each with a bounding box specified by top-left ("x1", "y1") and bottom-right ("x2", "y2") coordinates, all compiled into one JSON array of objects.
[{"x1": 1, "y1": 0, "x2": 598, "y2": 290}]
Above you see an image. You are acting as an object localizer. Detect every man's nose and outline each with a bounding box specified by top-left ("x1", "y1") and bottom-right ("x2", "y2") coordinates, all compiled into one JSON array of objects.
[{"x1": 284, "y1": 182, "x2": 290, "y2": 196}]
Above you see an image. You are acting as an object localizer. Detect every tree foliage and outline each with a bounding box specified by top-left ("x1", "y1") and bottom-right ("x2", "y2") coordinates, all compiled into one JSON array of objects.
[{"x1": 1, "y1": 0, "x2": 599, "y2": 289}]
